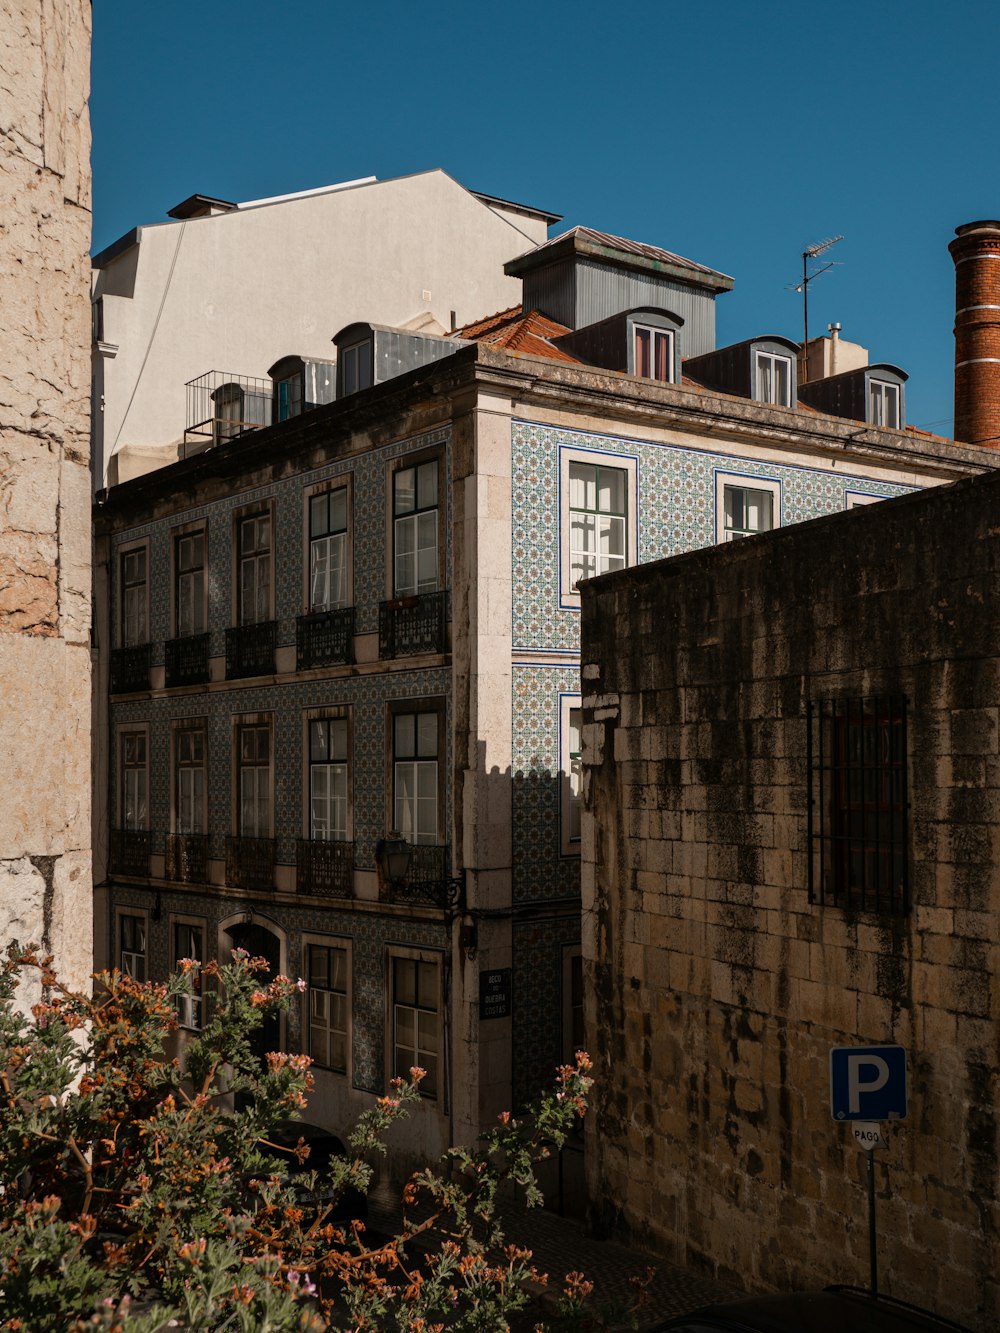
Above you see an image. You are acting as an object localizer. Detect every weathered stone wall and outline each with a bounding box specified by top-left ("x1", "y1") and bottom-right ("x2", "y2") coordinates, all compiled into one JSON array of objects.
[
  {"x1": 0, "y1": 1, "x2": 92, "y2": 994},
  {"x1": 580, "y1": 470, "x2": 1000, "y2": 1329}
]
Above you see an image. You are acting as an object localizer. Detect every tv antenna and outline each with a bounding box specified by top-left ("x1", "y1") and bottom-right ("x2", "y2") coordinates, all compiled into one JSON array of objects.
[{"x1": 788, "y1": 235, "x2": 843, "y2": 352}]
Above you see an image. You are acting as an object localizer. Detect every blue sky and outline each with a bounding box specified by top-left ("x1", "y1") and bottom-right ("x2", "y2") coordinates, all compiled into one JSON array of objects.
[{"x1": 92, "y1": 0, "x2": 1000, "y2": 435}]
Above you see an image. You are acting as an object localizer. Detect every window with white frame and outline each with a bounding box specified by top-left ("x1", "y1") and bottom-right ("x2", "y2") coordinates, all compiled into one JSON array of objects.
[
  {"x1": 754, "y1": 351, "x2": 793, "y2": 407},
  {"x1": 238, "y1": 512, "x2": 271, "y2": 625},
  {"x1": 869, "y1": 380, "x2": 901, "y2": 428},
  {"x1": 560, "y1": 450, "x2": 637, "y2": 607},
  {"x1": 119, "y1": 913, "x2": 146, "y2": 981},
  {"x1": 393, "y1": 710, "x2": 438, "y2": 845},
  {"x1": 560, "y1": 697, "x2": 583, "y2": 854},
  {"x1": 237, "y1": 722, "x2": 271, "y2": 838},
  {"x1": 175, "y1": 727, "x2": 205, "y2": 834},
  {"x1": 846, "y1": 492, "x2": 885, "y2": 509},
  {"x1": 392, "y1": 955, "x2": 439, "y2": 1097},
  {"x1": 120, "y1": 547, "x2": 147, "y2": 646},
  {"x1": 307, "y1": 942, "x2": 348, "y2": 1072},
  {"x1": 717, "y1": 474, "x2": 780, "y2": 542},
  {"x1": 309, "y1": 717, "x2": 349, "y2": 841},
  {"x1": 175, "y1": 531, "x2": 206, "y2": 637},
  {"x1": 340, "y1": 341, "x2": 372, "y2": 397},
  {"x1": 568, "y1": 462, "x2": 627, "y2": 588},
  {"x1": 173, "y1": 921, "x2": 204, "y2": 1028},
  {"x1": 393, "y1": 460, "x2": 438, "y2": 597},
  {"x1": 634, "y1": 324, "x2": 674, "y2": 382},
  {"x1": 121, "y1": 731, "x2": 148, "y2": 830},
  {"x1": 309, "y1": 486, "x2": 349, "y2": 611}
]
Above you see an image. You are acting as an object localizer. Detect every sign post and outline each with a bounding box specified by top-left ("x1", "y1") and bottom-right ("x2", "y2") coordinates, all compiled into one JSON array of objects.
[{"x1": 830, "y1": 1046, "x2": 907, "y2": 1300}]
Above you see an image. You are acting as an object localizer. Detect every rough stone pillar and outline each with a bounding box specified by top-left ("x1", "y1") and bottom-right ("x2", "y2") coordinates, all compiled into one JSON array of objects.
[
  {"x1": 0, "y1": 1, "x2": 93, "y2": 1001},
  {"x1": 950, "y1": 220, "x2": 1000, "y2": 447}
]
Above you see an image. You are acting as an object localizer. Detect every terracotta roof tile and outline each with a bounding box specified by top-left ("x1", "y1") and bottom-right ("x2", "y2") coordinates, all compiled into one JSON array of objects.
[{"x1": 456, "y1": 306, "x2": 580, "y2": 364}]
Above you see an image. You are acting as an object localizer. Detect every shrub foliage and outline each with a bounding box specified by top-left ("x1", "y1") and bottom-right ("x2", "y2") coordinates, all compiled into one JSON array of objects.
[{"x1": 0, "y1": 945, "x2": 599, "y2": 1332}]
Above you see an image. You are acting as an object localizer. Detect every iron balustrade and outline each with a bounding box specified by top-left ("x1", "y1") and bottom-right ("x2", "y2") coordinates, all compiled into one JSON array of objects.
[
  {"x1": 296, "y1": 838, "x2": 354, "y2": 897},
  {"x1": 225, "y1": 835, "x2": 276, "y2": 892},
  {"x1": 109, "y1": 828, "x2": 152, "y2": 878},
  {"x1": 296, "y1": 607, "x2": 355, "y2": 670},
  {"x1": 382, "y1": 843, "x2": 462, "y2": 910},
  {"x1": 165, "y1": 633, "x2": 211, "y2": 687},
  {"x1": 225, "y1": 621, "x2": 277, "y2": 679},
  {"x1": 110, "y1": 643, "x2": 151, "y2": 694},
  {"x1": 183, "y1": 370, "x2": 272, "y2": 458},
  {"x1": 378, "y1": 590, "x2": 447, "y2": 659},
  {"x1": 164, "y1": 832, "x2": 209, "y2": 885}
]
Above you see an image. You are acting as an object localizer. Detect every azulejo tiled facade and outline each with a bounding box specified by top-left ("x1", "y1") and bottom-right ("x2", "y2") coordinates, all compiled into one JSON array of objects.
[
  {"x1": 511, "y1": 419, "x2": 916, "y2": 655},
  {"x1": 96, "y1": 345, "x2": 986, "y2": 1174}
]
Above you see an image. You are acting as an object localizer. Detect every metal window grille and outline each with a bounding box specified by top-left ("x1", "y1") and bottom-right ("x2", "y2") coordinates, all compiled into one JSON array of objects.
[{"x1": 808, "y1": 696, "x2": 909, "y2": 915}]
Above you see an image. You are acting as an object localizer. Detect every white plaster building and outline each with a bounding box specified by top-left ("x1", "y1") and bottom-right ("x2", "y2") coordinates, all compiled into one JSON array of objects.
[{"x1": 91, "y1": 171, "x2": 557, "y2": 489}]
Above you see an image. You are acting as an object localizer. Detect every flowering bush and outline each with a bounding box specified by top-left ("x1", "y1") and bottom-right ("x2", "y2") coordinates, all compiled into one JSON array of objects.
[{"x1": 0, "y1": 944, "x2": 604, "y2": 1331}]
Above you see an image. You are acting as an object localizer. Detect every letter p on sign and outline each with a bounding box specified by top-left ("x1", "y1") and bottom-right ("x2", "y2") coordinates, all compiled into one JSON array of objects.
[{"x1": 830, "y1": 1045, "x2": 907, "y2": 1122}]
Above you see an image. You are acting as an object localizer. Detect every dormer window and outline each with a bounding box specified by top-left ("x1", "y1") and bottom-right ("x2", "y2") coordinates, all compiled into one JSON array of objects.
[
  {"x1": 869, "y1": 379, "x2": 901, "y2": 428},
  {"x1": 754, "y1": 351, "x2": 792, "y2": 407},
  {"x1": 276, "y1": 371, "x2": 303, "y2": 422},
  {"x1": 633, "y1": 324, "x2": 674, "y2": 383},
  {"x1": 340, "y1": 341, "x2": 373, "y2": 397},
  {"x1": 212, "y1": 382, "x2": 244, "y2": 444}
]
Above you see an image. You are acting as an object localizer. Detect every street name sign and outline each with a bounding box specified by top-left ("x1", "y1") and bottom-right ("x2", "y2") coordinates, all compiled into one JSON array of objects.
[{"x1": 830, "y1": 1044, "x2": 907, "y2": 1121}]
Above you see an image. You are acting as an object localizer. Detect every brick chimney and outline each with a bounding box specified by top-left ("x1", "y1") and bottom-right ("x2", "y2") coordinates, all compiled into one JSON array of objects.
[{"x1": 950, "y1": 220, "x2": 1000, "y2": 446}]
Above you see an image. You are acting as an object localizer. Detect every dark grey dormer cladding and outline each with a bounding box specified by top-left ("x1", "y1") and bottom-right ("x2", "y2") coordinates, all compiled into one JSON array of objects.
[
  {"x1": 799, "y1": 364, "x2": 908, "y2": 429},
  {"x1": 331, "y1": 323, "x2": 467, "y2": 398},
  {"x1": 684, "y1": 336, "x2": 800, "y2": 405},
  {"x1": 554, "y1": 307, "x2": 684, "y2": 383},
  {"x1": 504, "y1": 226, "x2": 733, "y2": 357}
]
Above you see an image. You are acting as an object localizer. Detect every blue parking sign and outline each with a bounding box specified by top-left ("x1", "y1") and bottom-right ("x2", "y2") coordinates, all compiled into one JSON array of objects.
[{"x1": 830, "y1": 1045, "x2": 907, "y2": 1121}]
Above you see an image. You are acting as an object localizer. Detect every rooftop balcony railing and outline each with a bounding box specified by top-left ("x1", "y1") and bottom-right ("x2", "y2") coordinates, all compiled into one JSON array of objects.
[
  {"x1": 183, "y1": 370, "x2": 273, "y2": 458},
  {"x1": 296, "y1": 837, "x2": 354, "y2": 898},
  {"x1": 378, "y1": 590, "x2": 447, "y2": 659}
]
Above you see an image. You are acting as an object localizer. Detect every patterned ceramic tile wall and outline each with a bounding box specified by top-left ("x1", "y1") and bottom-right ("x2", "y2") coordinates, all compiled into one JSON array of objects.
[
  {"x1": 111, "y1": 667, "x2": 451, "y2": 868},
  {"x1": 511, "y1": 664, "x2": 581, "y2": 905},
  {"x1": 109, "y1": 427, "x2": 452, "y2": 653},
  {"x1": 511, "y1": 916, "x2": 580, "y2": 1108},
  {"x1": 109, "y1": 884, "x2": 446, "y2": 1094},
  {"x1": 510, "y1": 419, "x2": 918, "y2": 655}
]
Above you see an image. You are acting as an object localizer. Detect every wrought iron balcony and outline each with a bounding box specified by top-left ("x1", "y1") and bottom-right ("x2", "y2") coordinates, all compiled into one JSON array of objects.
[
  {"x1": 164, "y1": 832, "x2": 209, "y2": 884},
  {"x1": 109, "y1": 828, "x2": 152, "y2": 878},
  {"x1": 165, "y1": 633, "x2": 210, "y2": 688},
  {"x1": 296, "y1": 606, "x2": 355, "y2": 670},
  {"x1": 225, "y1": 835, "x2": 276, "y2": 892},
  {"x1": 225, "y1": 621, "x2": 277, "y2": 679},
  {"x1": 296, "y1": 837, "x2": 354, "y2": 897},
  {"x1": 379, "y1": 842, "x2": 460, "y2": 909},
  {"x1": 110, "y1": 643, "x2": 151, "y2": 694},
  {"x1": 378, "y1": 590, "x2": 447, "y2": 659}
]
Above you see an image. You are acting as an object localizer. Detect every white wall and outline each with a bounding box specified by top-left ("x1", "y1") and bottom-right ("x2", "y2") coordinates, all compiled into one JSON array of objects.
[{"x1": 93, "y1": 170, "x2": 549, "y2": 488}]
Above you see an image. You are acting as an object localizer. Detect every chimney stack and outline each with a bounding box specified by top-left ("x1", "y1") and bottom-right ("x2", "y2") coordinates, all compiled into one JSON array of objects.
[{"x1": 950, "y1": 220, "x2": 1000, "y2": 447}]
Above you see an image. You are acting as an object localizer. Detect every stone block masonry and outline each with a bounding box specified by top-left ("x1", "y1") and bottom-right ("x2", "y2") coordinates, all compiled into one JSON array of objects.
[
  {"x1": 580, "y1": 468, "x2": 1000, "y2": 1329},
  {"x1": 0, "y1": 1, "x2": 93, "y2": 998}
]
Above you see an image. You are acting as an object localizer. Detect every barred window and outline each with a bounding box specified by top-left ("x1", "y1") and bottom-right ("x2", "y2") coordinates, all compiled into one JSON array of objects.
[{"x1": 808, "y1": 697, "x2": 908, "y2": 914}]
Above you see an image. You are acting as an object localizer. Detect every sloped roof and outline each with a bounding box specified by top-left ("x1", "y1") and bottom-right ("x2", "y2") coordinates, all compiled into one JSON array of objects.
[
  {"x1": 505, "y1": 225, "x2": 734, "y2": 292},
  {"x1": 455, "y1": 306, "x2": 580, "y2": 363}
]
